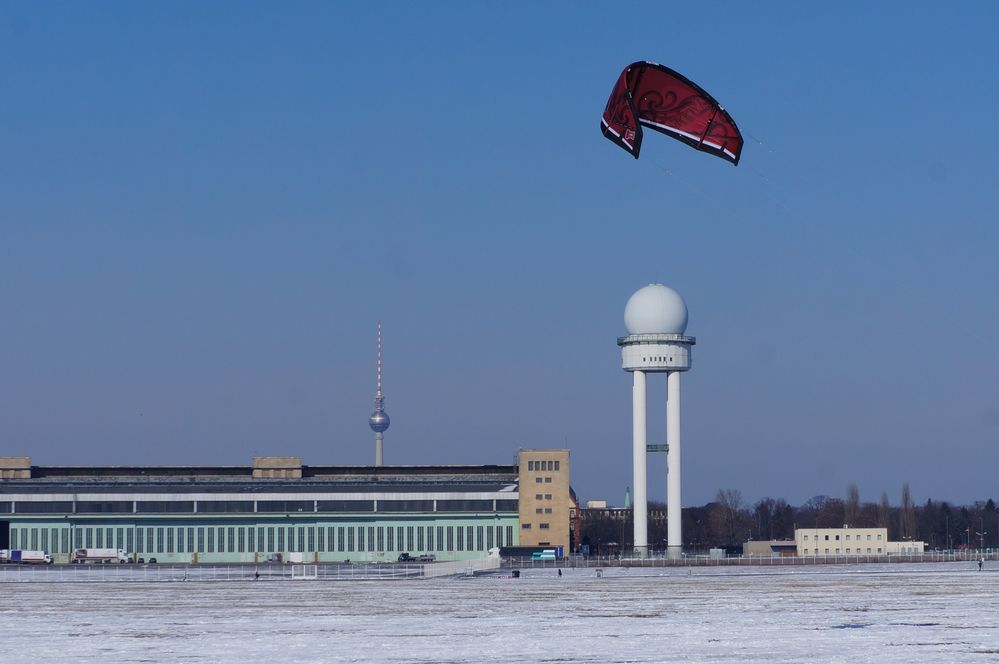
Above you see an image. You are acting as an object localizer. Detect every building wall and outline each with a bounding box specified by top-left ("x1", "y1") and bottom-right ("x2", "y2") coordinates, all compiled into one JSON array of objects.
[
  {"x1": 252, "y1": 456, "x2": 303, "y2": 479},
  {"x1": 742, "y1": 540, "x2": 797, "y2": 557},
  {"x1": 885, "y1": 540, "x2": 926, "y2": 554},
  {"x1": 5, "y1": 514, "x2": 518, "y2": 564},
  {"x1": 0, "y1": 457, "x2": 31, "y2": 479},
  {"x1": 517, "y1": 449, "x2": 570, "y2": 550},
  {"x1": 795, "y1": 527, "x2": 889, "y2": 556}
]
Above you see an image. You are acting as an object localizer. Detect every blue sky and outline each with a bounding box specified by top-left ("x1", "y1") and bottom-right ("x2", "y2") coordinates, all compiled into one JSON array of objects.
[{"x1": 2, "y1": 2, "x2": 998, "y2": 508}]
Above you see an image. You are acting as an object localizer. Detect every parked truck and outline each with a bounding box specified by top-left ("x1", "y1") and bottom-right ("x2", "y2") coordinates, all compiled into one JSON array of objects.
[
  {"x1": 396, "y1": 552, "x2": 436, "y2": 563},
  {"x1": 0, "y1": 549, "x2": 53, "y2": 565},
  {"x1": 71, "y1": 548, "x2": 132, "y2": 564}
]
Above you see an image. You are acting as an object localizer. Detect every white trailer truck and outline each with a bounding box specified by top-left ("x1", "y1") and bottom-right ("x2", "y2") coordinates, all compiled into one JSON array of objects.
[
  {"x1": 71, "y1": 548, "x2": 132, "y2": 564},
  {"x1": 0, "y1": 549, "x2": 53, "y2": 564}
]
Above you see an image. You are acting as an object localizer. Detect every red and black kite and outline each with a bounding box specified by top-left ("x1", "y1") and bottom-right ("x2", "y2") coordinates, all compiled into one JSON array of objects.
[{"x1": 601, "y1": 61, "x2": 742, "y2": 165}]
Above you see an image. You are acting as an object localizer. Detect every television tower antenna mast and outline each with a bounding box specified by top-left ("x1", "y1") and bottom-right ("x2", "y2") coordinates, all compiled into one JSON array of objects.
[{"x1": 368, "y1": 320, "x2": 390, "y2": 465}]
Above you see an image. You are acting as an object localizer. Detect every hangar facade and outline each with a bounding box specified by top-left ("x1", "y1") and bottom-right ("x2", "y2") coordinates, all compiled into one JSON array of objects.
[{"x1": 0, "y1": 451, "x2": 571, "y2": 564}]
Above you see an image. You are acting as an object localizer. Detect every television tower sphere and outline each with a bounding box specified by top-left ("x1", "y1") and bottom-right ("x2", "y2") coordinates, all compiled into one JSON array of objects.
[
  {"x1": 624, "y1": 283, "x2": 688, "y2": 335},
  {"x1": 369, "y1": 410, "x2": 390, "y2": 433}
]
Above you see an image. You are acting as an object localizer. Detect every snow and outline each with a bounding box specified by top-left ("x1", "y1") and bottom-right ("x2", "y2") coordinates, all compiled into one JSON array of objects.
[{"x1": 2, "y1": 562, "x2": 998, "y2": 663}]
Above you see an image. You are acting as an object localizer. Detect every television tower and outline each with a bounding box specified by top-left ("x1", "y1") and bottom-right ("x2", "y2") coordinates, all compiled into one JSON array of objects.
[
  {"x1": 368, "y1": 320, "x2": 390, "y2": 466},
  {"x1": 618, "y1": 284, "x2": 695, "y2": 559}
]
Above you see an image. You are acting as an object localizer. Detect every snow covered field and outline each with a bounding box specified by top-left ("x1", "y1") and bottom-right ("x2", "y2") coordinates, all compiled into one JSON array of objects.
[{"x1": 2, "y1": 562, "x2": 997, "y2": 663}]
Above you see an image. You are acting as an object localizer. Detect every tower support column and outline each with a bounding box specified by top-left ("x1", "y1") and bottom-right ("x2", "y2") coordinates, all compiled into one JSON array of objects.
[
  {"x1": 632, "y1": 370, "x2": 648, "y2": 557},
  {"x1": 375, "y1": 432, "x2": 383, "y2": 467},
  {"x1": 666, "y1": 370, "x2": 682, "y2": 559}
]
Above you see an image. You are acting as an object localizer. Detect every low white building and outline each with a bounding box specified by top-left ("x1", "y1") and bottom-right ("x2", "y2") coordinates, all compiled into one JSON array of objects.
[
  {"x1": 794, "y1": 527, "x2": 924, "y2": 556},
  {"x1": 885, "y1": 539, "x2": 926, "y2": 555}
]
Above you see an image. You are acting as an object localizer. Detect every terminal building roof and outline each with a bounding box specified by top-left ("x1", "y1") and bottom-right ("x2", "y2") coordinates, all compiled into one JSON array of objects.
[{"x1": 0, "y1": 456, "x2": 519, "y2": 494}]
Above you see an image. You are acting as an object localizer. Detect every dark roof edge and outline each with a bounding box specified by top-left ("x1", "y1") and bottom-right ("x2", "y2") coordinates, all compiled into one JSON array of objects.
[{"x1": 18, "y1": 464, "x2": 519, "y2": 480}]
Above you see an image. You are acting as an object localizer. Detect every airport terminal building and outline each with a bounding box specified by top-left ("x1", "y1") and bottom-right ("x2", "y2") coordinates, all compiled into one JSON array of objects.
[{"x1": 0, "y1": 450, "x2": 571, "y2": 564}]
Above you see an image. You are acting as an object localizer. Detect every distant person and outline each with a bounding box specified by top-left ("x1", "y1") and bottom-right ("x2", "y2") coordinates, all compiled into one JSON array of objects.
[
  {"x1": 979, "y1": 558, "x2": 984, "y2": 571},
  {"x1": 255, "y1": 570, "x2": 260, "y2": 580},
  {"x1": 558, "y1": 568, "x2": 562, "y2": 578}
]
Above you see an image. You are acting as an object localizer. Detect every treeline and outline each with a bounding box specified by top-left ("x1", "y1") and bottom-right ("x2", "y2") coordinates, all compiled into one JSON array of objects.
[{"x1": 579, "y1": 483, "x2": 998, "y2": 553}]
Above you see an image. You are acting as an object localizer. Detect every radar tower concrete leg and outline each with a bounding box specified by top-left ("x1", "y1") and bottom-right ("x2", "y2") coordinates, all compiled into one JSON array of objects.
[
  {"x1": 632, "y1": 370, "x2": 648, "y2": 557},
  {"x1": 666, "y1": 370, "x2": 682, "y2": 559}
]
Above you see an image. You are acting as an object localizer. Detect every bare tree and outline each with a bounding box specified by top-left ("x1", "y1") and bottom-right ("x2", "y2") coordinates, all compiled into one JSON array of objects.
[
  {"x1": 710, "y1": 489, "x2": 749, "y2": 547},
  {"x1": 845, "y1": 484, "x2": 860, "y2": 527},
  {"x1": 754, "y1": 498, "x2": 776, "y2": 540},
  {"x1": 878, "y1": 491, "x2": 891, "y2": 529},
  {"x1": 901, "y1": 482, "x2": 917, "y2": 541}
]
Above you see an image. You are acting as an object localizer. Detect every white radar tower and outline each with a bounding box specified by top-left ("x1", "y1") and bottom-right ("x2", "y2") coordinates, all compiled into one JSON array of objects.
[{"x1": 618, "y1": 284, "x2": 695, "y2": 559}]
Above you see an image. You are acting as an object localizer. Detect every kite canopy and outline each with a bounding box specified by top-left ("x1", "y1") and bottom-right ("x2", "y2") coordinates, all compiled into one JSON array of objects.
[{"x1": 601, "y1": 61, "x2": 742, "y2": 165}]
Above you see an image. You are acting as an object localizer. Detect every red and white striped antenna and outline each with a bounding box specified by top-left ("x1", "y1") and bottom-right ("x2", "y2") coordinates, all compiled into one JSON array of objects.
[{"x1": 375, "y1": 319, "x2": 383, "y2": 400}]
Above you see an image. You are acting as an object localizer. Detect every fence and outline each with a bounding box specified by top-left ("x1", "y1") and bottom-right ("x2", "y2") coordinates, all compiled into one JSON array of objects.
[
  {"x1": 505, "y1": 550, "x2": 999, "y2": 570},
  {"x1": 421, "y1": 557, "x2": 501, "y2": 578},
  {"x1": 4, "y1": 551, "x2": 984, "y2": 582},
  {"x1": 0, "y1": 558, "x2": 500, "y2": 584}
]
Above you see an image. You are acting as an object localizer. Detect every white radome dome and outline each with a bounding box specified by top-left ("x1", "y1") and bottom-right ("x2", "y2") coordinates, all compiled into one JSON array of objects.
[{"x1": 624, "y1": 284, "x2": 688, "y2": 335}]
